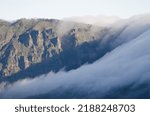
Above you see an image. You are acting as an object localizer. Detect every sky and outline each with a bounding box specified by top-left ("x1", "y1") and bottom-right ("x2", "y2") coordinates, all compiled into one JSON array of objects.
[{"x1": 0, "y1": 0, "x2": 150, "y2": 20}]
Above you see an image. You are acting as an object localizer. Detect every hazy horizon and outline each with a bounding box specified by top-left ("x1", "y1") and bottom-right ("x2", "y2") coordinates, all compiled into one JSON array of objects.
[
  {"x1": 1, "y1": 13, "x2": 150, "y2": 23},
  {"x1": 0, "y1": 0, "x2": 150, "y2": 21}
]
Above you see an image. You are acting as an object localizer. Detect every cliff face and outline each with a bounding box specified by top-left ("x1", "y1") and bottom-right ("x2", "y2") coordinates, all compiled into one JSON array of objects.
[{"x1": 0, "y1": 19, "x2": 108, "y2": 79}]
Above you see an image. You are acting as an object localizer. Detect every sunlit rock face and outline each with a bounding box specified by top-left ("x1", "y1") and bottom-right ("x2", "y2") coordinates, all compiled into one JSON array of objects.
[{"x1": 0, "y1": 19, "x2": 108, "y2": 78}]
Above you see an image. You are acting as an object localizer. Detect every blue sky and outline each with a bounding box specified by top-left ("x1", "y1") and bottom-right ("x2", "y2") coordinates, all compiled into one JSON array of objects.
[{"x1": 0, "y1": 0, "x2": 150, "y2": 20}]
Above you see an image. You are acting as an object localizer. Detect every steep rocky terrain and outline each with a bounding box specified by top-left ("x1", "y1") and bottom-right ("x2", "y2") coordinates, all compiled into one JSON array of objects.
[
  {"x1": 1, "y1": 15, "x2": 150, "y2": 82},
  {"x1": 0, "y1": 19, "x2": 109, "y2": 80}
]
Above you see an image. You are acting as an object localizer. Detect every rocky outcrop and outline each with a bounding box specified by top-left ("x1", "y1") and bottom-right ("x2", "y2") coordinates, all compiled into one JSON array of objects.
[{"x1": 0, "y1": 19, "x2": 108, "y2": 79}]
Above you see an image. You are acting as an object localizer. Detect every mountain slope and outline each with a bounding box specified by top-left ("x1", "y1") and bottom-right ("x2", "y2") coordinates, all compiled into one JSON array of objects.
[
  {"x1": 1, "y1": 15, "x2": 150, "y2": 82},
  {"x1": 0, "y1": 19, "x2": 108, "y2": 79},
  {"x1": 1, "y1": 26, "x2": 150, "y2": 98}
]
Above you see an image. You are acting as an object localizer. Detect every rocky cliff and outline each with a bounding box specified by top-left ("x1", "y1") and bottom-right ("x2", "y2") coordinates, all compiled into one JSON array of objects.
[{"x1": 0, "y1": 19, "x2": 108, "y2": 80}]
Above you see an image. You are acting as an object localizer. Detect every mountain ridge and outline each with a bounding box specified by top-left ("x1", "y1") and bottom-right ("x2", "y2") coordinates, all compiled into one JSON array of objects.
[
  {"x1": 1, "y1": 14, "x2": 150, "y2": 82},
  {"x1": 0, "y1": 18, "x2": 108, "y2": 80}
]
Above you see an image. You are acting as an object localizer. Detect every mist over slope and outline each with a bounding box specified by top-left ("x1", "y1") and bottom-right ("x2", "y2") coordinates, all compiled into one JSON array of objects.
[
  {"x1": 0, "y1": 15, "x2": 150, "y2": 98},
  {"x1": 64, "y1": 15, "x2": 120, "y2": 27}
]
